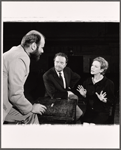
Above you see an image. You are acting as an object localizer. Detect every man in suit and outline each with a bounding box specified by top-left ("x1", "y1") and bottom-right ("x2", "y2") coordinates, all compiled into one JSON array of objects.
[
  {"x1": 3, "y1": 30, "x2": 47, "y2": 124},
  {"x1": 43, "y1": 52, "x2": 83, "y2": 120}
]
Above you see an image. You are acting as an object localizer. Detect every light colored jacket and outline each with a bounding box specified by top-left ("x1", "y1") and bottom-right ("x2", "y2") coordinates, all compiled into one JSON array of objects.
[{"x1": 3, "y1": 45, "x2": 33, "y2": 122}]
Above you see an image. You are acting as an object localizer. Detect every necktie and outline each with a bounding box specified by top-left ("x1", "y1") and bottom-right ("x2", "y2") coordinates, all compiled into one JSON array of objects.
[{"x1": 59, "y1": 72, "x2": 64, "y2": 87}]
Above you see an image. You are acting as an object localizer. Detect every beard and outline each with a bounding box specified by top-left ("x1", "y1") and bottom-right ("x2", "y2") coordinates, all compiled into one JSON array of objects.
[
  {"x1": 30, "y1": 48, "x2": 42, "y2": 61},
  {"x1": 30, "y1": 54, "x2": 40, "y2": 61}
]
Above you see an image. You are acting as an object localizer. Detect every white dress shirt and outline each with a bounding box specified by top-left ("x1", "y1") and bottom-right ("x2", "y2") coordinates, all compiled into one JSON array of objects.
[{"x1": 56, "y1": 71, "x2": 66, "y2": 89}]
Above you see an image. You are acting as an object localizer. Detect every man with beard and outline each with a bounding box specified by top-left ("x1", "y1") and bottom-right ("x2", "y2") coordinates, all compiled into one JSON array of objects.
[
  {"x1": 43, "y1": 52, "x2": 83, "y2": 121},
  {"x1": 3, "y1": 30, "x2": 47, "y2": 124}
]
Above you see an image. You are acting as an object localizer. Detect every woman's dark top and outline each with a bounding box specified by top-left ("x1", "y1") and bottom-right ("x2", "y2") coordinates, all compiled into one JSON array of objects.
[{"x1": 83, "y1": 76, "x2": 115, "y2": 114}]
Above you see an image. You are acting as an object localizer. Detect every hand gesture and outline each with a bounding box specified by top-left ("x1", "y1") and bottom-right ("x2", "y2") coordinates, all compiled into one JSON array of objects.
[
  {"x1": 95, "y1": 91, "x2": 107, "y2": 103},
  {"x1": 32, "y1": 103, "x2": 47, "y2": 115},
  {"x1": 77, "y1": 85, "x2": 87, "y2": 97}
]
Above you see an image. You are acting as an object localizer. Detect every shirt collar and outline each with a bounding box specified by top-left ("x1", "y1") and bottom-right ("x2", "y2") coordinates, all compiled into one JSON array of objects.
[{"x1": 56, "y1": 70, "x2": 64, "y2": 77}]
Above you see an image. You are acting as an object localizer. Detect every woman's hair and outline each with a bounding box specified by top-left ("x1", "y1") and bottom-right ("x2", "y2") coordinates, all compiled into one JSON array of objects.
[
  {"x1": 54, "y1": 52, "x2": 68, "y2": 63},
  {"x1": 93, "y1": 57, "x2": 109, "y2": 75},
  {"x1": 21, "y1": 30, "x2": 45, "y2": 48}
]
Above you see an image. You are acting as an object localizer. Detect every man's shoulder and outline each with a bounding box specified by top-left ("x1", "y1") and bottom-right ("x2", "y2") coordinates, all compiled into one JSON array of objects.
[
  {"x1": 3, "y1": 45, "x2": 30, "y2": 64},
  {"x1": 43, "y1": 67, "x2": 55, "y2": 76},
  {"x1": 64, "y1": 67, "x2": 71, "y2": 72},
  {"x1": 64, "y1": 67, "x2": 79, "y2": 75}
]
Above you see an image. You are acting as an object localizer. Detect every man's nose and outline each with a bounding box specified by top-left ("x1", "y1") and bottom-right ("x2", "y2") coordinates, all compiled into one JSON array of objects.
[{"x1": 58, "y1": 62, "x2": 62, "y2": 65}]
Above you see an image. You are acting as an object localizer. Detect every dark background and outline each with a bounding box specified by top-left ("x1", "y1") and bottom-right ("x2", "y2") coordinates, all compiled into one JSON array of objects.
[{"x1": 3, "y1": 22, "x2": 119, "y2": 102}]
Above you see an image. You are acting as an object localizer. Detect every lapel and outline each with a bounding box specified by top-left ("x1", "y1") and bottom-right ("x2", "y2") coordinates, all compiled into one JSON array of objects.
[{"x1": 53, "y1": 68, "x2": 64, "y2": 88}]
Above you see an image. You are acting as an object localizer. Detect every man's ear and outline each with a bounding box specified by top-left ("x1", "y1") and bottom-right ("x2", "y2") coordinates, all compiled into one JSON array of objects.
[
  {"x1": 65, "y1": 62, "x2": 67, "y2": 67},
  {"x1": 31, "y1": 43, "x2": 37, "y2": 51}
]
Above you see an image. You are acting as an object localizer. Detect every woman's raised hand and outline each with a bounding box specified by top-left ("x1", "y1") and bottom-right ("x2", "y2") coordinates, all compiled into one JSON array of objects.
[
  {"x1": 95, "y1": 91, "x2": 107, "y2": 103},
  {"x1": 77, "y1": 85, "x2": 87, "y2": 97}
]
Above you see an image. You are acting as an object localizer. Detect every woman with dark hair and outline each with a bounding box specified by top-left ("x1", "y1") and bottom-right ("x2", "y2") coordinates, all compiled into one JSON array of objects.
[{"x1": 77, "y1": 57, "x2": 116, "y2": 125}]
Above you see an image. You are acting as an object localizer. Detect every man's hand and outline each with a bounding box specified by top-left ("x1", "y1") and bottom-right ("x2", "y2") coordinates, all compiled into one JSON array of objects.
[
  {"x1": 77, "y1": 85, "x2": 87, "y2": 97},
  {"x1": 95, "y1": 91, "x2": 107, "y2": 103},
  {"x1": 67, "y1": 91, "x2": 74, "y2": 97},
  {"x1": 32, "y1": 104, "x2": 47, "y2": 115},
  {"x1": 67, "y1": 91, "x2": 78, "y2": 100}
]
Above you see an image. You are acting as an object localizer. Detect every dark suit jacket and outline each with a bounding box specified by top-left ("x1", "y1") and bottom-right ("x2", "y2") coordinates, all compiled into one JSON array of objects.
[{"x1": 43, "y1": 67, "x2": 80, "y2": 99}]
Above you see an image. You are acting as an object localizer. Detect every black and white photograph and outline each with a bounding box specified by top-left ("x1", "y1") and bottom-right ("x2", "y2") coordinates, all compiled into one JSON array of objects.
[{"x1": 1, "y1": 1, "x2": 120, "y2": 149}]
